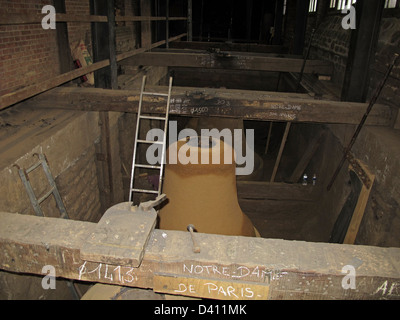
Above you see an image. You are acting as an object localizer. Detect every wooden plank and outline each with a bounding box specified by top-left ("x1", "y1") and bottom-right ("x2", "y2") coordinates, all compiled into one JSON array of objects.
[
  {"x1": 140, "y1": 0, "x2": 152, "y2": 48},
  {"x1": 169, "y1": 41, "x2": 287, "y2": 53},
  {"x1": 22, "y1": 86, "x2": 393, "y2": 126},
  {"x1": 0, "y1": 12, "x2": 187, "y2": 25},
  {"x1": 236, "y1": 181, "x2": 319, "y2": 202},
  {"x1": 343, "y1": 161, "x2": 376, "y2": 244},
  {"x1": 126, "y1": 51, "x2": 333, "y2": 74},
  {"x1": 1, "y1": 211, "x2": 400, "y2": 299},
  {"x1": 0, "y1": 34, "x2": 186, "y2": 110},
  {"x1": 0, "y1": 13, "x2": 108, "y2": 24},
  {"x1": 341, "y1": 0, "x2": 385, "y2": 102},
  {"x1": 153, "y1": 273, "x2": 269, "y2": 300},
  {"x1": 80, "y1": 202, "x2": 157, "y2": 267},
  {"x1": 288, "y1": 129, "x2": 326, "y2": 183},
  {"x1": 54, "y1": 0, "x2": 75, "y2": 74},
  {"x1": 115, "y1": 16, "x2": 187, "y2": 22}
]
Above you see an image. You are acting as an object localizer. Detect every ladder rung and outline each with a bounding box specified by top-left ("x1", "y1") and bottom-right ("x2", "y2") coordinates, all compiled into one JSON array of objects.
[
  {"x1": 26, "y1": 161, "x2": 43, "y2": 174},
  {"x1": 143, "y1": 92, "x2": 169, "y2": 97},
  {"x1": 130, "y1": 188, "x2": 159, "y2": 194},
  {"x1": 135, "y1": 164, "x2": 162, "y2": 169},
  {"x1": 136, "y1": 139, "x2": 164, "y2": 145},
  {"x1": 139, "y1": 115, "x2": 167, "y2": 121},
  {"x1": 37, "y1": 187, "x2": 55, "y2": 204}
]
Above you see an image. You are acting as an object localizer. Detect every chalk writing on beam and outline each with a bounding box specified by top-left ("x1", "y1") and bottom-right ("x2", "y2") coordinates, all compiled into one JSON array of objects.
[
  {"x1": 182, "y1": 263, "x2": 287, "y2": 282},
  {"x1": 78, "y1": 261, "x2": 137, "y2": 284}
]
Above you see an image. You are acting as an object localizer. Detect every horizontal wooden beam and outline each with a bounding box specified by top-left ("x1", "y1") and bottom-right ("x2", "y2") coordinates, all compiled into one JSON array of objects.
[
  {"x1": 125, "y1": 51, "x2": 333, "y2": 74},
  {"x1": 0, "y1": 13, "x2": 107, "y2": 24},
  {"x1": 115, "y1": 16, "x2": 187, "y2": 22},
  {"x1": 237, "y1": 181, "x2": 320, "y2": 202},
  {"x1": 1, "y1": 211, "x2": 400, "y2": 300},
  {"x1": 170, "y1": 41, "x2": 287, "y2": 53},
  {"x1": 0, "y1": 34, "x2": 187, "y2": 111},
  {"x1": 24, "y1": 86, "x2": 393, "y2": 126},
  {"x1": 0, "y1": 13, "x2": 186, "y2": 25}
]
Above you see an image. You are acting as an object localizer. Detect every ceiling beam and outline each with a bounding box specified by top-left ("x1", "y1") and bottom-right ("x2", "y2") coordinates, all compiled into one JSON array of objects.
[
  {"x1": 169, "y1": 41, "x2": 287, "y2": 54},
  {"x1": 123, "y1": 50, "x2": 333, "y2": 75},
  {"x1": 24, "y1": 86, "x2": 393, "y2": 126}
]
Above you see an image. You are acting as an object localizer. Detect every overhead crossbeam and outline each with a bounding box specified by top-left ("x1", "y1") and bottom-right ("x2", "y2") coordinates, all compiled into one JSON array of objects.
[
  {"x1": 123, "y1": 50, "x2": 333, "y2": 75},
  {"x1": 24, "y1": 86, "x2": 393, "y2": 126}
]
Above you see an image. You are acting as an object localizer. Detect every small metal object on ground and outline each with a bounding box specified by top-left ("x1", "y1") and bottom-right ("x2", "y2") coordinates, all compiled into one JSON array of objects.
[{"x1": 187, "y1": 224, "x2": 201, "y2": 253}]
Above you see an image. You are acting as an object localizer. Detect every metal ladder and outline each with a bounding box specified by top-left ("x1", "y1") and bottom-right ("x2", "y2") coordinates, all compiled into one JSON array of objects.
[
  {"x1": 14, "y1": 153, "x2": 81, "y2": 299},
  {"x1": 15, "y1": 153, "x2": 69, "y2": 219},
  {"x1": 128, "y1": 75, "x2": 173, "y2": 203}
]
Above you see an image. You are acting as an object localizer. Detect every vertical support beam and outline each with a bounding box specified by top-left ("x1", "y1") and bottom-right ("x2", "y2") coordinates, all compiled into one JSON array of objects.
[
  {"x1": 187, "y1": 0, "x2": 193, "y2": 41},
  {"x1": 293, "y1": 0, "x2": 310, "y2": 55},
  {"x1": 270, "y1": 122, "x2": 291, "y2": 182},
  {"x1": 140, "y1": 0, "x2": 152, "y2": 48},
  {"x1": 107, "y1": 0, "x2": 118, "y2": 89},
  {"x1": 272, "y1": 0, "x2": 284, "y2": 45},
  {"x1": 246, "y1": 0, "x2": 253, "y2": 41},
  {"x1": 53, "y1": 0, "x2": 74, "y2": 74},
  {"x1": 166, "y1": 0, "x2": 170, "y2": 48},
  {"x1": 199, "y1": 0, "x2": 204, "y2": 41},
  {"x1": 90, "y1": 0, "x2": 116, "y2": 207},
  {"x1": 341, "y1": 0, "x2": 385, "y2": 102}
]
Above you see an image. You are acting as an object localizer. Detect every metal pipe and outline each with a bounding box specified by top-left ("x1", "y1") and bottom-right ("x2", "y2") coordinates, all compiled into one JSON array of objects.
[{"x1": 327, "y1": 53, "x2": 399, "y2": 191}]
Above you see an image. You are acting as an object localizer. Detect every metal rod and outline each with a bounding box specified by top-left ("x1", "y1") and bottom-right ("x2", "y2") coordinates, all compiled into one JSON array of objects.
[
  {"x1": 187, "y1": 224, "x2": 201, "y2": 253},
  {"x1": 158, "y1": 77, "x2": 173, "y2": 196},
  {"x1": 270, "y1": 122, "x2": 291, "y2": 182},
  {"x1": 296, "y1": 28, "x2": 316, "y2": 93},
  {"x1": 327, "y1": 53, "x2": 399, "y2": 191}
]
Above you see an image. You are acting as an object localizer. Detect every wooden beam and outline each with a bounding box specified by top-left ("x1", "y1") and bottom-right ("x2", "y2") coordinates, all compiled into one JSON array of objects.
[
  {"x1": 0, "y1": 12, "x2": 108, "y2": 24},
  {"x1": 293, "y1": 0, "x2": 310, "y2": 55},
  {"x1": 1, "y1": 211, "x2": 400, "y2": 300},
  {"x1": 236, "y1": 181, "x2": 319, "y2": 202},
  {"x1": 23, "y1": 86, "x2": 393, "y2": 126},
  {"x1": 341, "y1": 0, "x2": 385, "y2": 102},
  {"x1": 125, "y1": 51, "x2": 333, "y2": 74},
  {"x1": 169, "y1": 41, "x2": 287, "y2": 53},
  {"x1": 343, "y1": 160, "x2": 375, "y2": 244},
  {"x1": 0, "y1": 13, "x2": 186, "y2": 25},
  {"x1": 53, "y1": 0, "x2": 75, "y2": 74},
  {"x1": 140, "y1": 0, "x2": 152, "y2": 48},
  {"x1": 115, "y1": 16, "x2": 187, "y2": 22},
  {"x1": 0, "y1": 34, "x2": 186, "y2": 110}
]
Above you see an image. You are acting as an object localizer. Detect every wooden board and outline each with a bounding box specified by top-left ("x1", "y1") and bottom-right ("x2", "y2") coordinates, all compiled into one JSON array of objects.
[
  {"x1": 344, "y1": 161, "x2": 376, "y2": 244},
  {"x1": 169, "y1": 41, "x2": 287, "y2": 53},
  {"x1": 153, "y1": 273, "x2": 269, "y2": 300},
  {"x1": 80, "y1": 202, "x2": 157, "y2": 267},
  {"x1": 125, "y1": 51, "x2": 333, "y2": 75},
  {"x1": 23, "y1": 86, "x2": 393, "y2": 126},
  {"x1": 236, "y1": 181, "x2": 319, "y2": 202},
  {"x1": 0, "y1": 34, "x2": 186, "y2": 110},
  {"x1": 1, "y1": 211, "x2": 400, "y2": 299}
]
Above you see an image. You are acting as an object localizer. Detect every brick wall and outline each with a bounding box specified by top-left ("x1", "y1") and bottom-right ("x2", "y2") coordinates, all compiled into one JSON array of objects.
[
  {"x1": 368, "y1": 16, "x2": 400, "y2": 109},
  {"x1": 0, "y1": 0, "x2": 60, "y2": 96},
  {"x1": 65, "y1": 0, "x2": 92, "y2": 53},
  {"x1": 308, "y1": 14, "x2": 351, "y2": 86}
]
